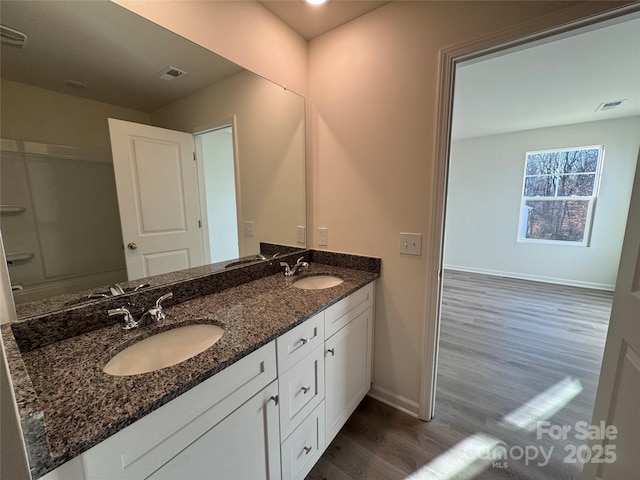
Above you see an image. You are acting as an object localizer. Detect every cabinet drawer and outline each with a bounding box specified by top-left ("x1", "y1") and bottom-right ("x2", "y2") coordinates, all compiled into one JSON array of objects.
[
  {"x1": 278, "y1": 345, "x2": 325, "y2": 440},
  {"x1": 277, "y1": 311, "x2": 324, "y2": 374},
  {"x1": 82, "y1": 341, "x2": 277, "y2": 479},
  {"x1": 325, "y1": 282, "x2": 374, "y2": 338},
  {"x1": 281, "y1": 402, "x2": 326, "y2": 480}
]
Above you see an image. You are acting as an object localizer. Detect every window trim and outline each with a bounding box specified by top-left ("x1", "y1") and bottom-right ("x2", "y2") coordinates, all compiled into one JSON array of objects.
[{"x1": 516, "y1": 145, "x2": 604, "y2": 247}]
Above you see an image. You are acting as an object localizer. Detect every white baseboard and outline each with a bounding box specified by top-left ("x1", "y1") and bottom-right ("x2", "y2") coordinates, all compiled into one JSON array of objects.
[
  {"x1": 368, "y1": 384, "x2": 420, "y2": 419},
  {"x1": 443, "y1": 265, "x2": 615, "y2": 292}
]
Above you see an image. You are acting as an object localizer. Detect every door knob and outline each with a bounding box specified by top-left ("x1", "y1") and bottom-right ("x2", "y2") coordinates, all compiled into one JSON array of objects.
[{"x1": 127, "y1": 242, "x2": 137, "y2": 250}]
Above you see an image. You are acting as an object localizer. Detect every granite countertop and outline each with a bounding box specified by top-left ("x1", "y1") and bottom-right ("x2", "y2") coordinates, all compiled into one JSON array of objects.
[{"x1": 2, "y1": 256, "x2": 379, "y2": 478}]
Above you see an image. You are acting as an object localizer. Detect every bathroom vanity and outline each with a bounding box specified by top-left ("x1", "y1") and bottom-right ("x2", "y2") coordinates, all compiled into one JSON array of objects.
[{"x1": 2, "y1": 250, "x2": 379, "y2": 479}]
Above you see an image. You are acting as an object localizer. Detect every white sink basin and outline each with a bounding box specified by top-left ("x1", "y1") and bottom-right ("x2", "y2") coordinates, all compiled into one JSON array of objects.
[
  {"x1": 104, "y1": 324, "x2": 224, "y2": 376},
  {"x1": 292, "y1": 275, "x2": 344, "y2": 290}
]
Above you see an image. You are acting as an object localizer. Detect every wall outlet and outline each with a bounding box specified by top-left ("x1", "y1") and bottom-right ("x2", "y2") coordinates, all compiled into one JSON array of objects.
[
  {"x1": 399, "y1": 232, "x2": 422, "y2": 256},
  {"x1": 296, "y1": 226, "x2": 306, "y2": 244},
  {"x1": 318, "y1": 227, "x2": 328, "y2": 247},
  {"x1": 243, "y1": 221, "x2": 254, "y2": 237}
]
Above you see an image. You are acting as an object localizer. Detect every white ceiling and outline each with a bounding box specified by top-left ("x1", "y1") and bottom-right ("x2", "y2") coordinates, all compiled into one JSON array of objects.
[
  {"x1": 452, "y1": 15, "x2": 640, "y2": 139},
  {"x1": 259, "y1": 0, "x2": 389, "y2": 40}
]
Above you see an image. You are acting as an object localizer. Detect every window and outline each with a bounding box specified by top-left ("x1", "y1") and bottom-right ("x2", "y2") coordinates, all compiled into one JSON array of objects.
[{"x1": 518, "y1": 145, "x2": 604, "y2": 246}]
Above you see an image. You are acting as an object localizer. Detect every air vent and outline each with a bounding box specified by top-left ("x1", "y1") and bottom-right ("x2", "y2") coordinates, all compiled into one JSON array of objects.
[
  {"x1": 155, "y1": 66, "x2": 188, "y2": 82},
  {"x1": 596, "y1": 100, "x2": 626, "y2": 112},
  {"x1": 0, "y1": 25, "x2": 28, "y2": 48}
]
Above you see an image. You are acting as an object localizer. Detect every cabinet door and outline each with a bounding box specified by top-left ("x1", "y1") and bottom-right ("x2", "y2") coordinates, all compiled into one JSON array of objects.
[
  {"x1": 148, "y1": 381, "x2": 280, "y2": 480},
  {"x1": 325, "y1": 306, "x2": 372, "y2": 444}
]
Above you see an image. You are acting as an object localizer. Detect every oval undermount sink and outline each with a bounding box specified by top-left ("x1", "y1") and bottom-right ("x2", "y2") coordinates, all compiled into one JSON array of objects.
[
  {"x1": 104, "y1": 324, "x2": 224, "y2": 376},
  {"x1": 292, "y1": 275, "x2": 344, "y2": 290}
]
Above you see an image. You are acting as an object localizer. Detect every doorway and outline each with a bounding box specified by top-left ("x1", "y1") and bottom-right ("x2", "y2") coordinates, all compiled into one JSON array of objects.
[
  {"x1": 419, "y1": 7, "x2": 640, "y2": 478},
  {"x1": 194, "y1": 126, "x2": 240, "y2": 264}
]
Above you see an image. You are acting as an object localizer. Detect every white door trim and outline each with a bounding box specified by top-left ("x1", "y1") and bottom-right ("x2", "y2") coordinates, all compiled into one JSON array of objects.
[
  {"x1": 419, "y1": 3, "x2": 640, "y2": 421},
  {"x1": 192, "y1": 116, "x2": 243, "y2": 261}
]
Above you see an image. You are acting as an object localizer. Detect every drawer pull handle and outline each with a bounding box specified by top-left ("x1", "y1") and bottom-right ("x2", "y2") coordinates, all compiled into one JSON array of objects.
[
  {"x1": 303, "y1": 445, "x2": 312, "y2": 455},
  {"x1": 270, "y1": 395, "x2": 279, "y2": 405},
  {"x1": 300, "y1": 337, "x2": 311, "y2": 345},
  {"x1": 301, "y1": 386, "x2": 310, "y2": 394},
  {"x1": 327, "y1": 348, "x2": 335, "y2": 356}
]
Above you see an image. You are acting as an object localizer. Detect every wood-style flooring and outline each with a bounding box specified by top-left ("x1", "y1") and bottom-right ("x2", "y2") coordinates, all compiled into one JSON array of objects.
[{"x1": 307, "y1": 270, "x2": 613, "y2": 480}]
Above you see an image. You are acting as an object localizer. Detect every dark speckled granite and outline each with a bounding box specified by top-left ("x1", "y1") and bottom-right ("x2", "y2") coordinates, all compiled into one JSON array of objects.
[
  {"x1": 2, "y1": 251, "x2": 380, "y2": 479},
  {"x1": 11, "y1": 251, "x2": 310, "y2": 352}
]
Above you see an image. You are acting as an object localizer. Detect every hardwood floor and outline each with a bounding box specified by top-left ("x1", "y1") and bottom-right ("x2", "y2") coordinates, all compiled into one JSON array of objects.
[{"x1": 307, "y1": 270, "x2": 612, "y2": 480}]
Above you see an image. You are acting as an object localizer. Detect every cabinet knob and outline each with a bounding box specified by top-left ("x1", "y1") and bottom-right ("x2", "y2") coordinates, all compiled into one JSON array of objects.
[
  {"x1": 303, "y1": 446, "x2": 312, "y2": 455},
  {"x1": 269, "y1": 395, "x2": 279, "y2": 405},
  {"x1": 300, "y1": 337, "x2": 310, "y2": 345},
  {"x1": 301, "y1": 386, "x2": 310, "y2": 394},
  {"x1": 327, "y1": 348, "x2": 335, "y2": 356}
]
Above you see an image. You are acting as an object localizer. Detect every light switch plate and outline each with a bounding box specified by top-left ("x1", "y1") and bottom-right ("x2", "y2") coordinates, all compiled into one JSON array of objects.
[
  {"x1": 318, "y1": 227, "x2": 328, "y2": 247},
  {"x1": 243, "y1": 221, "x2": 254, "y2": 236},
  {"x1": 296, "y1": 226, "x2": 306, "y2": 244},
  {"x1": 399, "y1": 232, "x2": 422, "y2": 256}
]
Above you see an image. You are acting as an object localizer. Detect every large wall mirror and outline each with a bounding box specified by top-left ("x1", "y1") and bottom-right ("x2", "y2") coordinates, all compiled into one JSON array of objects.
[{"x1": 0, "y1": 0, "x2": 306, "y2": 309}]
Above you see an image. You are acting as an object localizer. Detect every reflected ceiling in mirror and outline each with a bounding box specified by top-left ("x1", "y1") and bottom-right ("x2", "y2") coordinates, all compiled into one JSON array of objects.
[{"x1": 0, "y1": 0, "x2": 306, "y2": 312}]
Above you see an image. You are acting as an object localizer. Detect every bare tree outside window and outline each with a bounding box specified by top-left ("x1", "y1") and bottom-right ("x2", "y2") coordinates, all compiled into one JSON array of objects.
[{"x1": 518, "y1": 146, "x2": 604, "y2": 245}]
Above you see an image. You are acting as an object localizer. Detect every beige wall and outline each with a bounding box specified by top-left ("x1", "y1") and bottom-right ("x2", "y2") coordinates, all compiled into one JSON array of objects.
[
  {"x1": 150, "y1": 70, "x2": 306, "y2": 256},
  {"x1": 0, "y1": 80, "x2": 150, "y2": 150},
  {"x1": 307, "y1": 1, "x2": 629, "y2": 411},
  {"x1": 114, "y1": 0, "x2": 308, "y2": 97}
]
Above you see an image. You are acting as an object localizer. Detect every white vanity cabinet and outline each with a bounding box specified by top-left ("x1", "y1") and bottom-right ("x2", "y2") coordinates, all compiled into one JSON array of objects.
[
  {"x1": 148, "y1": 380, "x2": 281, "y2": 480},
  {"x1": 42, "y1": 341, "x2": 279, "y2": 480},
  {"x1": 324, "y1": 282, "x2": 374, "y2": 444},
  {"x1": 40, "y1": 280, "x2": 376, "y2": 480}
]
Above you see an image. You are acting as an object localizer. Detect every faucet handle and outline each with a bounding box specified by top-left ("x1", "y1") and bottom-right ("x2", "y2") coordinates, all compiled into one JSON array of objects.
[
  {"x1": 148, "y1": 292, "x2": 173, "y2": 322},
  {"x1": 155, "y1": 292, "x2": 173, "y2": 309},
  {"x1": 108, "y1": 307, "x2": 138, "y2": 330},
  {"x1": 280, "y1": 262, "x2": 292, "y2": 276}
]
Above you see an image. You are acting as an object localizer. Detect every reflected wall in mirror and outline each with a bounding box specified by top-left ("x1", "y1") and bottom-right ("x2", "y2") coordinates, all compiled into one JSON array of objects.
[{"x1": 0, "y1": 0, "x2": 306, "y2": 306}]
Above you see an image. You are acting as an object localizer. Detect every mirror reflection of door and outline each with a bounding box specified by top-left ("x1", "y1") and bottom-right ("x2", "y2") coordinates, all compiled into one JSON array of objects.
[
  {"x1": 108, "y1": 118, "x2": 204, "y2": 280},
  {"x1": 195, "y1": 126, "x2": 240, "y2": 264}
]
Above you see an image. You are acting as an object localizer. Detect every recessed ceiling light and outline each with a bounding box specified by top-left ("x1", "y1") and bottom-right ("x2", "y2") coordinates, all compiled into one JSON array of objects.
[
  {"x1": 595, "y1": 99, "x2": 626, "y2": 112},
  {"x1": 305, "y1": 0, "x2": 328, "y2": 5}
]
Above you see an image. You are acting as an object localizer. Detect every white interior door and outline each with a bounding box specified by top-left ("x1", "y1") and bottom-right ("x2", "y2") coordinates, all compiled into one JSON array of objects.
[
  {"x1": 583, "y1": 151, "x2": 640, "y2": 479},
  {"x1": 108, "y1": 119, "x2": 203, "y2": 280}
]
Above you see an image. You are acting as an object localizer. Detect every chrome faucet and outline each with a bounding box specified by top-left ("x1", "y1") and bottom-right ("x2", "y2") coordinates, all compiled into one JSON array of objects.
[
  {"x1": 88, "y1": 283, "x2": 150, "y2": 300},
  {"x1": 108, "y1": 306, "x2": 139, "y2": 330},
  {"x1": 108, "y1": 292, "x2": 173, "y2": 330},
  {"x1": 144, "y1": 292, "x2": 173, "y2": 323},
  {"x1": 256, "y1": 253, "x2": 280, "y2": 261},
  {"x1": 280, "y1": 256, "x2": 309, "y2": 276},
  {"x1": 109, "y1": 284, "x2": 126, "y2": 296}
]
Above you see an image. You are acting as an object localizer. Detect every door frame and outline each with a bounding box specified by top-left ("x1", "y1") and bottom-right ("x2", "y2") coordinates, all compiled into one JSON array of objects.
[
  {"x1": 192, "y1": 116, "x2": 243, "y2": 263},
  {"x1": 419, "y1": 3, "x2": 640, "y2": 421}
]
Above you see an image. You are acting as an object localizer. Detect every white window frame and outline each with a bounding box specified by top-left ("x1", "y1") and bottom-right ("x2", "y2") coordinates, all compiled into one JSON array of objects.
[{"x1": 517, "y1": 145, "x2": 604, "y2": 247}]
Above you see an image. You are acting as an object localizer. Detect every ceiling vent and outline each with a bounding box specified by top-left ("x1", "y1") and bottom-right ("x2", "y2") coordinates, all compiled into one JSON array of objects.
[
  {"x1": 596, "y1": 100, "x2": 626, "y2": 112},
  {"x1": 155, "y1": 66, "x2": 188, "y2": 82},
  {"x1": 0, "y1": 25, "x2": 28, "y2": 48}
]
